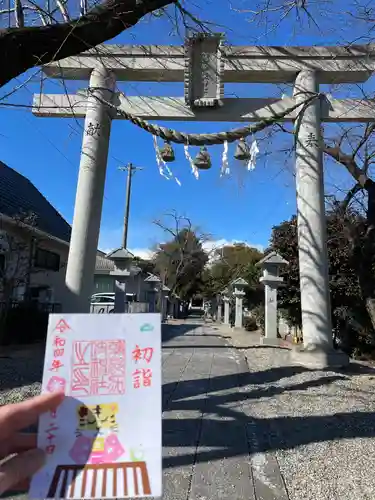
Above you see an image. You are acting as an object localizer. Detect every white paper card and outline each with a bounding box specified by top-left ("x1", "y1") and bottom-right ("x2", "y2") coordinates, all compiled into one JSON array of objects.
[{"x1": 29, "y1": 313, "x2": 162, "y2": 499}]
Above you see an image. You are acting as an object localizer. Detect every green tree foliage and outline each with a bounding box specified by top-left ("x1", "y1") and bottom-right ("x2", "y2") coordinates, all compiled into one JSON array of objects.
[
  {"x1": 133, "y1": 256, "x2": 156, "y2": 276},
  {"x1": 201, "y1": 244, "x2": 263, "y2": 306},
  {"x1": 270, "y1": 207, "x2": 375, "y2": 353},
  {"x1": 153, "y1": 228, "x2": 208, "y2": 301}
]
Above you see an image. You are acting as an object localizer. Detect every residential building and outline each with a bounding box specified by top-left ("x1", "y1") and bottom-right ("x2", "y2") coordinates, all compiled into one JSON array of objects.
[
  {"x1": 0, "y1": 161, "x2": 172, "y2": 314},
  {"x1": 0, "y1": 160, "x2": 71, "y2": 306}
]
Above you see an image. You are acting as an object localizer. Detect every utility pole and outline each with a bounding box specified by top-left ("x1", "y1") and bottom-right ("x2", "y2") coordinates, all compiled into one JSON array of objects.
[{"x1": 118, "y1": 163, "x2": 142, "y2": 249}]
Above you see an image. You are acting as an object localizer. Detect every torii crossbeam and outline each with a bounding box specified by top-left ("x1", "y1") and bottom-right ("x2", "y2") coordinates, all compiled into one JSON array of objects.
[{"x1": 33, "y1": 37, "x2": 375, "y2": 368}]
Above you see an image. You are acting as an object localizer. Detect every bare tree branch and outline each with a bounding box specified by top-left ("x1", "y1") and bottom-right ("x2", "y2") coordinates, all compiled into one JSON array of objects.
[
  {"x1": 0, "y1": 0, "x2": 176, "y2": 88},
  {"x1": 323, "y1": 144, "x2": 370, "y2": 188}
]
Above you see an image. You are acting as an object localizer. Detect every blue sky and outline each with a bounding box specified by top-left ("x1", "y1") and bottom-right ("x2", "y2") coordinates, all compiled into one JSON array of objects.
[{"x1": 0, "y1": 0, "x2": 370, "y2": 257}]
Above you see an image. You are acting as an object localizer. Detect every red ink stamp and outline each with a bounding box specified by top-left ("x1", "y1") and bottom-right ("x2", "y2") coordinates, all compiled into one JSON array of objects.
[
  {"x1": 70, "y1": 340, "x2": 126, "y2": 397},
  {"x1": 46, "y1": 376, "x2": 66, "y2": 393}
]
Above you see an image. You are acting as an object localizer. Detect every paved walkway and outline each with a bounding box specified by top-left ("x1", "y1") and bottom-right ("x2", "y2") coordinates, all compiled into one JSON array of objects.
[{"x1": 162, "y1": 321, "x2": 288, "y2": 500}]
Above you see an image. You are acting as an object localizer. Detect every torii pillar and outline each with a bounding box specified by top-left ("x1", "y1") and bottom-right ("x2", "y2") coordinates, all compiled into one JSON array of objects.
[
  {"x1": 293, "y1": 71, "x2": 348, "y2": 368},
  {"x1": 65, "y1": 66, "x2": 116, "y2": 312}
]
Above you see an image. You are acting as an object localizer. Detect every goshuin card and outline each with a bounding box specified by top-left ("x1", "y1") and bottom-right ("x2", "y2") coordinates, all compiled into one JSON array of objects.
[{"x1": 29, "y1": 313, "x2": 162, "y2": 499}]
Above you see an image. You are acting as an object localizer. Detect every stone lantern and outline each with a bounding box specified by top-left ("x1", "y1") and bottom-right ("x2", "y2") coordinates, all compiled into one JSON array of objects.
[
  {"x1": 160, "y1": 284, "x2": 170, "y2": 321},
  {"x1": 231, "y1": 278, "x2": 248, "y2": 329},
  {"x1": 106, "y1": 247, "x2": 137, "y2": 313},
  {"x1": 256, "y1": 251, "x2": 288, "y2": 345},
  {"x1": 143, "y1": 274, "x2": 169, "y2": 321},
  {"x1": 144, "y1": 274, "x2": 161, "y2": 313}
]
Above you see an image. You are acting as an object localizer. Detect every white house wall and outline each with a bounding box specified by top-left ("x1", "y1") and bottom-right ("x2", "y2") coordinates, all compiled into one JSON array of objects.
[
  {"x1": 0, "y1": 219, "x2": 70, "y2": 306},
  {"x1": 29, "y1": 240, "x2": 69, "y2": 305}
]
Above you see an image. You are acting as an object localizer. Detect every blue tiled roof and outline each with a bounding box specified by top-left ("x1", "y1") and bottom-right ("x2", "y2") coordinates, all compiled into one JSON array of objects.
[{"x1": 0, "y1": 161, "x2": 71, "y2": 242}]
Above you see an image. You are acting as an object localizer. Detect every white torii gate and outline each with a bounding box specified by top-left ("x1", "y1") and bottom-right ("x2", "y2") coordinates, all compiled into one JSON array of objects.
[{"x1": 33, "y1": 38, "x2": 375, "y2": 368}]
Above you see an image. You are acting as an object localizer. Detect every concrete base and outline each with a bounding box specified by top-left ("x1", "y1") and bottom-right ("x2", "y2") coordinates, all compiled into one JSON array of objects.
[
  {"x1": 260, "y1": 336, "x2": 282, "y2": 347},
  {"x1": 290, "y1": 344, "x2": 349, "y2": 369}
]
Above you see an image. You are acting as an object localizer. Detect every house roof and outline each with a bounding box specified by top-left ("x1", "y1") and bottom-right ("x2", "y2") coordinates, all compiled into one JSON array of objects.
[{"x1": 0, "y1": 161, "x2": 71, "y2": 242}]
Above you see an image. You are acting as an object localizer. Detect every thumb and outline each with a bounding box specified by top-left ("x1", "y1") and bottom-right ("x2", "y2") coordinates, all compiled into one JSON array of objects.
[{"x1": 0, "y1": 448, "x2": 46, "y2": 495}]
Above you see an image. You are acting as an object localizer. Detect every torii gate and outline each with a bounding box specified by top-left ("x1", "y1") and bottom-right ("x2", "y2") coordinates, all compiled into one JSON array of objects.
[{"x1": 33, "y1": 37, "x2": 375, "y2": 367}]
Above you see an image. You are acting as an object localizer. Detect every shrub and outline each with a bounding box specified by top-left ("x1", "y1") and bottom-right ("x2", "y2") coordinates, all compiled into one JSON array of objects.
[
  {"x1": 243, "y1": 316, "x2": 258, "y2": 331},
  {"x1": 251, "y1": 305, "x2": 265, "y2": 333}
]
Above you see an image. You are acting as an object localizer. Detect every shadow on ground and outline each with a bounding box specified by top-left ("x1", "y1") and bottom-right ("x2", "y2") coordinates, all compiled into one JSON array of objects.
[
  {"x1": 2, "y1": 322, "x2": 375, "y2": 476},
  {"x1": 162, "y1": 325, "x2": 375, "y2": 469},
  {"x1": 162, "y1": 364, "x2": 375, "y2": 468},
  {"x1": 162, "y1": 322, "x2": 200, "y2": 342}
]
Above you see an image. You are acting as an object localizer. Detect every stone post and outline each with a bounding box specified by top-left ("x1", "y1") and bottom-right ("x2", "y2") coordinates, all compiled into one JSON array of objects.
[
  {"x1": 294, "y1": 70, "x2": 348, "y2": 367},
  {"x1": 65, "y1": 66, "x2": 116, "y2": 312},
  {"x1": 231, "y1": 278, "x2": 247, "y2": 329},
  {"x1": 234, "y1": 293, "x2": 244, "y2": 328},
  {"x1": 256, "y1": 252, "x2": 288, "y2": 346},
  {"x1": 114, "y1": 280, "x2": 126, "y2": 313},
  {"x1": 161, "y1": 286, "x2": 170, "y2": 322},
  {"x1": 217, "y1": 302, "x2": 223, "y2": 323},
  {"x1": 148, "y1": 291, "x2": 157, "y2": 313},
  {"x1": 264, "y1": 285, "x2": 277, "y2": 341},
  {"x1": 222, "y1": 290, "x2": 230, "y2": 326}
]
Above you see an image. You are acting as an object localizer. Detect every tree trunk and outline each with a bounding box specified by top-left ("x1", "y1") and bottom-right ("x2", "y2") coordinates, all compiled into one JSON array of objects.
[
  {"x1": 352, "y1": 180, "x2": 375, "y2": 333},
  {"x1": 0, "y1": 0, "x2": 174, "y2": 88},
  {"x1": 365, "y1": 298, "x2": 375, "y2": 332}
]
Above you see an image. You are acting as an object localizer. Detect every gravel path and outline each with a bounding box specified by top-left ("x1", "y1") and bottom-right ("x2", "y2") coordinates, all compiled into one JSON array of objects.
[
  {"x1": 0, "y1": 347, "x2": 43, "y2": 405},
  {"x1": 240, "y1": 346, "x2": 375, "y2": 500}
]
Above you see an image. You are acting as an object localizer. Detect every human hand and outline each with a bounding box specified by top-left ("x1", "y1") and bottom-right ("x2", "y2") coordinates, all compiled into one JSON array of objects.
[{"x1": 0, "y1": 391, "x2": 64, "y2": 495}]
